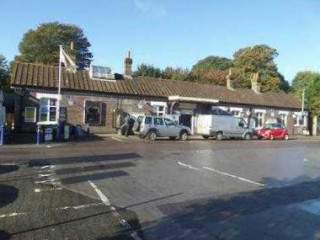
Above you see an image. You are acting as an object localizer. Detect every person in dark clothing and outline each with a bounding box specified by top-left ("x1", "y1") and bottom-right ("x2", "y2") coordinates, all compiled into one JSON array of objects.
[{"x1": 124, "y1": 115, "x2": 130, "y2": 137}]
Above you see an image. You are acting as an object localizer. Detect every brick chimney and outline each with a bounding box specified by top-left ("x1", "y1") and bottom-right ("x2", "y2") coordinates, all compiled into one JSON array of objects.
[
  {"x1": 226, "y1": 68, "x2": 234, "y2": 90},
  {"x1": 69, "y1": 41, "x2": 76, "y2": 63},
  {"x1": 251, "y1": 72, "x2": 261, "y2": 93},
  {"x1": 124, "y1": 51, "x2": 133, "y2": 76}
]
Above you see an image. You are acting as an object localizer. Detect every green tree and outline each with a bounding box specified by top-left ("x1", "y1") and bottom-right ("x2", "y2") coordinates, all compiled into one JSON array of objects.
[
  {"x1": 16, "y1": 22, "x2": 93, "y2": 69},
  {"x1": 134, "y1": 64, "x2": 162, "y2": 78},
  {"x1": 192, "y1": 56, "x2": 232, "y2": 72},
  {"x1": 190, "y1": 56, "x2": 232, "y2": 85},
  {"x1": 232, "y1": 44, "x2": 289, "y2": 92},
  {"x1": 292, "y1": 71, "x2": 320, "y2": 115},
  {"x1": 0, "y1": 54, "x2": 9, "y2": 88},
  {"x1": 161, "y1": 67, "x2": 190, "y2": 81}
]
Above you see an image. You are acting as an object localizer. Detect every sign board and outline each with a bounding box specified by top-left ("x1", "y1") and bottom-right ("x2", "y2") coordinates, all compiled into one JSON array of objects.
[
  {"x1": 0, "y1": 105, "x2": 5, "y2": 126},
  {"x1": 64, "y1": 125, "x2": 70, "y2": 140},
  {"x1": 25, "y1": 107, "x2": 36, "y2": 123},
  {"x1": 44, "y1": 127, "x2": 53, "y2": 141},
  {"x1": 59, "y1": 107, "x2": 67, "y2": 122}
]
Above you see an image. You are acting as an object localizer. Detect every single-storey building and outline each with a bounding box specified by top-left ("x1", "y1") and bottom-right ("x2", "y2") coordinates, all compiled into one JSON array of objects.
[{"x1": 9, "y1": 53, "x2": 311, "y2": 136}]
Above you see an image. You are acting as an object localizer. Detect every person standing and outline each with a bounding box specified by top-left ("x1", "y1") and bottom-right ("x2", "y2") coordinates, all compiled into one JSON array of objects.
[{"x1": 124, "y1": 115, "x2": 130, "y2": 137}]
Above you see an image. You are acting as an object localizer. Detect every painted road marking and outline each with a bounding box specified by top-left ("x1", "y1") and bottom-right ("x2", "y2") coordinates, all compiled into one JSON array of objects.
[
  {"x1": 203, "y1": 166, "x2": 265, "y2": 187},
  {"x1": 112, "y1": 137, "x2": 123, "y2": 142},
  {"x1": 34, "y1": 187, "x2": 62, "y2": 193},
  {"x1": 177, "y1": 161, "x2": 200, "y2": 171},
  {"x1": 0, "y1": 212, "x2": 26, "y2": 218},
  {"x1": 56, "y1": 202, "x2": 103, "y2": 210},
  {"x1": 88, "y1": 180, "x2": 142, "y2": 240},
  {"x1": 88, "y1": 180, "x2": 111, "y2": 206}
]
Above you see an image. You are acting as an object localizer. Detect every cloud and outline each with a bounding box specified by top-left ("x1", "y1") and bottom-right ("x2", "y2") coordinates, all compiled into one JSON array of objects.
[{"x1": 132, "y1": 0, "x2": 167, "y2": 18}]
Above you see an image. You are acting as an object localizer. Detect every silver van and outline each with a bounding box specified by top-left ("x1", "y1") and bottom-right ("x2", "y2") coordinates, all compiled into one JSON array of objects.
[
  {"x1": 196, "y1": 114, "x2": 253, "y2": 140},
  {"x1": 134, "y1": 115, "x2": 191, "y2": 141}
]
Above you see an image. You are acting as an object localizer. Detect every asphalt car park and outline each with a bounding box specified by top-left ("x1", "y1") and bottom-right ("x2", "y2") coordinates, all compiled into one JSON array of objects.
[{"x1": 1, "y1": 138, "x2": 320, "y2": 239}]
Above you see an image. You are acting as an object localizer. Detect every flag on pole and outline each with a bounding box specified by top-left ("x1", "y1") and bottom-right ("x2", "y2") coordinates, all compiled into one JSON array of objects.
[{"x1": 59, "y1": 46, "x2": 76, "y2": 72}]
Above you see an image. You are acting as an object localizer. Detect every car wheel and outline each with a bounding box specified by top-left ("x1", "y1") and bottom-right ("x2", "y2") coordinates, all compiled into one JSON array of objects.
[
  {"x1": 216, "y1": 132, "x2": 223, "y2": 141},
  {"x1": 270, "y1": 134, "x2": 274, "y2": 140},
  {"x1": 202, "y1": 135, "x2": 209, "y2": 140},
  {"x1": 180, "y1": 131, "x2": 188, "y2": 141},
  {"x1": 244, "y1": 133, "x2": 252, "y2": 140},
  {"x1": 148, "y1": 131, "x2": 157, "y2": 141},
  {"x1": 283, "y1": 134, "x2": 289, "y2": 140},
  {"x1": 169, "y1": 137, "x2": 176, "y2": 140}
]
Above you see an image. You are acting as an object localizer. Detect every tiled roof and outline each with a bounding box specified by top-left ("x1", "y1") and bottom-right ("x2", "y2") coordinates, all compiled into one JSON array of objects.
[{"x1": 10, "y1": 62, "x2": 302, "y2": 109}]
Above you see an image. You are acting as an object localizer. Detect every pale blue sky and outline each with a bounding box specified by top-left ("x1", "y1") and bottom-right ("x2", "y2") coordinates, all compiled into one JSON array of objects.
[{"x1": 1, "y1": 0, "x2": 320, "y2": 82}]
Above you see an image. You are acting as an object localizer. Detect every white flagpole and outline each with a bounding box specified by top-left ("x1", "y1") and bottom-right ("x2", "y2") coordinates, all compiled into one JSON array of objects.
[{"x1": 57, "y1": 45, "x2": 62, "y2": 125}]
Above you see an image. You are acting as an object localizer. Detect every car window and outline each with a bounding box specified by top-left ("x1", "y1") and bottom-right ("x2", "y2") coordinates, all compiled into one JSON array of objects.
[
  {"x1": 154, "y1": 117, "x2": 164, "y2": 125},
  {"x1": 164, "y1": 118, "x2": 175, "y2": 126},
  {"x1": 145, "y1": 117, "x2": 152, "y2": 124}
]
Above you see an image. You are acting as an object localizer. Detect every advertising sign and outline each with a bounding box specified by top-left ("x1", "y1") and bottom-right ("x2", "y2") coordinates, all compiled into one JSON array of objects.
[
  {"x1": 25, "y1": 107, "x2": 36, "y2": 123},
  {"x1": 59, "y1": 107, "x2": 67, "y2": 122},
  {"x1": 45, "y1": 127, "x2": 53, "y2": 141}
]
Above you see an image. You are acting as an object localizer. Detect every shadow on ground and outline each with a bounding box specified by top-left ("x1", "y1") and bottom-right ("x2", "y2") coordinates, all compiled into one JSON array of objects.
[
  {"x1": 0, "y1": 184, "x2": 18, "y2": 208},
  {"x1": 0, "y1": 165, "x2": 19, "y2": 175},
  {"x1": 143, "y1": 176, "x2": 320, "y2": 240},
  {"x1": 29, "y1": 153, "x2": 142, "y2": 167}
]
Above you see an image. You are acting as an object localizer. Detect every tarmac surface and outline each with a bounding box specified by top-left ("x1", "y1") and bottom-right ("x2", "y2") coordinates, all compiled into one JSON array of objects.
[{"x1": 1, "y1": 136, "x2": 320, "y2": 239}]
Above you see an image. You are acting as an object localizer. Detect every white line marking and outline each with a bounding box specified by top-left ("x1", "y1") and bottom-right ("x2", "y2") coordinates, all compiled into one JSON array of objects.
[
  {"x1": 88, "y1": 180, "x2": 111, "y2": 206},
  {"x1": 41, "y1": 165, "x2": 51, "y2": 169},
  {"x1": 303, "y1": 158, "x2": 309, "y2": 162},
  {"x1": 34, "y1": 187, "x2": 62, "y2": 193},
  {"x1": 88, "y1": 180, "x2": 142, "y2": 240},
  {"x1": 203, "y1": 166, "x2": 265, "y2": 187},
  {"x1": 177, "y1": 161, "x2": 200, "y2": 171},
  {"x1": 0, "y1": 163, "x2": 17, "y2": 166},
  {"x1": 56, "y1": 202, "x2": 103, "y2": 210},
  {"x1": 38, "y1": 174, "x2": 51, "y2": 177},
  {"x1": 112, "y1": 137, "x2": 123, "y2": 142},
  {"x1": 0, "y1": 212, "x2": 26, "y2": 218}
]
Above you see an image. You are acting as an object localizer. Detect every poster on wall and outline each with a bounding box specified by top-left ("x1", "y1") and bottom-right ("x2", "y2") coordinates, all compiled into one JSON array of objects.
[
  {"x1": 25, "y1": 107, "x2": 36, "y2": 123},
  {"x1": 59, "y1": 107, "x2": 67, "y2": 122},
  {"x1": 45, "y1": 127, "x2": 53, "y2": 141}
]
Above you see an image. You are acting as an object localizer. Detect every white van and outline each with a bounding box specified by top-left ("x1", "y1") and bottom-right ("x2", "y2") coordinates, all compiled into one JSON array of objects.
[{"x1": 196, "y1": 114, "x2": 253, "y2": 140}]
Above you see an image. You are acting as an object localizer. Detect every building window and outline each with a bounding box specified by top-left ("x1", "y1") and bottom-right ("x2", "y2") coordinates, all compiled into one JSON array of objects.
[
  {"x1": 255, "y1": 112, "x2": 264, "y2": 127},
  {"x1": 39, "y1": 98, "x2": 58, "y2": 124},
  {"x1": 280, "y1": 114, "x2": 287, "y2": 126},
  {"x1": 231, "y1": 111, "x2": 241, "y2": 117},
  {"x1": 153, "y1": 106, "x2": 166, "y2": 116},
  {"x1": 25, "y1": 107, "x2": 37, "y2": 123},
  {"x1": 85, "y1": 101, "x2": 102, "y2": 125}
]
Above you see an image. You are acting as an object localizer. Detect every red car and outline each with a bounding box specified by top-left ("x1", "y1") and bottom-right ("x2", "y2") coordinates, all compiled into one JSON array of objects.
[{"x1": 255, "y1": 123, "x2": 289, "y2": 140}]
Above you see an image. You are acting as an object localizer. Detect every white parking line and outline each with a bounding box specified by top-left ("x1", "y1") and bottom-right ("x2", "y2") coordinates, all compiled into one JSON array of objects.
[
  {"x1": 56, "y1": 202, "x2": 103, "y2": 210},
  {"x1": 177, "y1": 161, "x2": 200, "y2": 171},
  {"x1": 112, "y1": 137, "x2": 123, "y2": 142},
  {"x1": 0, "y1": 212, "x2": 26, "y2": 218},
  {"x1": 203, "y1": 166, "x2": 265, "y2": 187},
  {"x1": 88, "y1": 180, "x2": 142, "y2": 240}
]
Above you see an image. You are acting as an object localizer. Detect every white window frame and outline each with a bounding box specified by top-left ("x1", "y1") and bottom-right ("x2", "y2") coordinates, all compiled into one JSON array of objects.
[
  {"x1": 150, "y1": 101, "x2": 167, "y2": 116},
  {"x1": 24, "y1": 107, "x2": 37, "y2": 123},
  {"x1": 36, "y1": 93, "x2": 60, "y2": 125},
  {"x1": 230, "y1": 107, "x2": 243, "y2": 117},
  {"x1": 84, "y1": 100, "x2": 103, "y2": 125},
  {"x1": 279, "y1": 111, "x2": 288, "y2": 127}
]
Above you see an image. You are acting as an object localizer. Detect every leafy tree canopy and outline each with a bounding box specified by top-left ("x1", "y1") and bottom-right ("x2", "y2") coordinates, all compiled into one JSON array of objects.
[
  {"x1": 232, "y1": 44, "x2": 289, "y2": 92},
  {"x1": 0, "y1": 54, "x2": 9, "y2": 88},
  {"x1": 16, "y1": 22, "x2": 93, "y2": 69},
  {"x1": 134, "y1": 64, "x2": 162, "y2": 78},
  {"x1": 292, "y1": 71, "x2": 320, "y2": 115},
  {"x1": 192, "y1": 56, "x2": 232, "y2": 72}
]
